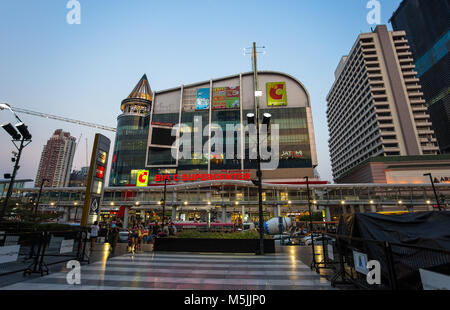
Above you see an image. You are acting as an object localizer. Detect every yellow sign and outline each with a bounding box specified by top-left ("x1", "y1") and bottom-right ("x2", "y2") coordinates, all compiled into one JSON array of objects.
[
  {"x1": 267, "y1": 82, "x2": 287, "y2": 106},
  {"x1": 136, "y1": 170, "x2": 149, "y2": 187}
]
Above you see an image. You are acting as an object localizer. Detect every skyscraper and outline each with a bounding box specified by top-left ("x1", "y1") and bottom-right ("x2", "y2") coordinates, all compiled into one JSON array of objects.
[
  {"x1": 390, "y1": 0, "x2": 450, "y2": 153},
  {"x1": 35, "y1": 129, "x2": 77, "y2": 187},
  {"x1": 109, "y1": 74, "x2": 152, "y2": 186},
  {"x1": 326, "y1": 25, "x2": 439, "y2": 182}
]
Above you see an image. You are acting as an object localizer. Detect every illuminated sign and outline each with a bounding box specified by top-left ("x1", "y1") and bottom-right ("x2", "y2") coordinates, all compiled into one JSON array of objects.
[
  {"x1": 97, "y1": 150, "x2": 107, "y2": 164},
  {"x1": 155, "y1": 173, "x2": 251, "y2": 182},
  {"x1": 434, "y1": 177, "x2": 450, "y2": 184},
  {"x1": 136, "y1": 170, "x2": 149, "y2": 187},
  {"x1": 195, "y1": 88, "x2": 210, "y2": 110},
  {"x1": 95, "y1": 165, "x2": 105, "y2": 179},
  {"x1": 280, "y1": 150, "x2": 303, "y2": 159},
  {"x1": 267, "y1": 82, "x2": 287, "y2": 106}
]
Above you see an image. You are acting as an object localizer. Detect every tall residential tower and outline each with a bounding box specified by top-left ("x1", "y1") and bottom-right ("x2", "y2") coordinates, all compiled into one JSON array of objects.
[
  {"x1": 326, "y1": 25, "x2": 440, "y2": 183},
  {"x1": 35, "y1": 129, "x2": 77, "y2": 187}
]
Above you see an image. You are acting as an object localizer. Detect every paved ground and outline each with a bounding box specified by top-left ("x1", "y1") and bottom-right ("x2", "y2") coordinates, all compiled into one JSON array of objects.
[{"x1": 1, "y1": 243, "x2": 336, "y2": 290}]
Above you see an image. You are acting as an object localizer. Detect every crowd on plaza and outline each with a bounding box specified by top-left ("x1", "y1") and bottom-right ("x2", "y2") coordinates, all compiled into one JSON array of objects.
[{"x1": 90, "y1": 219, "x2": 178, "y2": 254}]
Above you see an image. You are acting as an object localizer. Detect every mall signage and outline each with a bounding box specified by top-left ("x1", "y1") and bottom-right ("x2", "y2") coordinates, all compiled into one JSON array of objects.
[
  {"x1": 267, "y1": 82, "x2": 287, "y2": 106},
  {"x1": 81, "y1": 133, "x2": 111, "y2": 227},
  {"x1": 136, "y1": 170, "x2": 149, "y2": 187},
  {"x1": 155, "y1": 173, "x2": 251, "y2": 182}
]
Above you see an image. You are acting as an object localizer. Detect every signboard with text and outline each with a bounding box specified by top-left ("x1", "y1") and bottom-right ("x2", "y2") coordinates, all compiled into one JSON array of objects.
[{"x1": 267, "y1": 82, "x2": 287, "y2": 106}]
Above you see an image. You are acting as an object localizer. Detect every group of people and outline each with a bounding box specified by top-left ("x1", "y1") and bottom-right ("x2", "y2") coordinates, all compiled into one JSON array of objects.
[{"x1": 89, "y1": 219, "x2": 178, "y2": 255}]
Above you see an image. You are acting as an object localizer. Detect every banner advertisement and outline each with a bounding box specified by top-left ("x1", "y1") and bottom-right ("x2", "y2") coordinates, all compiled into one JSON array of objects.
[
  {"x1": 136, "y1": 170, "x2": 149, "y2": 187},
  {"x1": 195, "y1": 88, "x2": 210, "y2": 110},
  {"x1": 267, "y1": 82, "x2": 287, "y2": 106},
  {"x1": 225, "y1": 86, "x2": 240, "y2": 109},
  {"x1": 212, "y1": 87, "x2": 226, "y2": 109},
  {"x1": 212, "y1": 86, "x2": 240, "y2": 110}
]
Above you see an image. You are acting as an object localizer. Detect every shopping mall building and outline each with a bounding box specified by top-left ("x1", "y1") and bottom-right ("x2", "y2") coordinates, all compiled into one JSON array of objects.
[{"x1": 110, "y1": 71, "x2": 320, "y2": 186}]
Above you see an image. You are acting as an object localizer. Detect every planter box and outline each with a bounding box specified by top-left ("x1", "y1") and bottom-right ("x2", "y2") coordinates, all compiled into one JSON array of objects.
[{"x1": 154, "y1": 238, "x2": 275, "y2": 253}]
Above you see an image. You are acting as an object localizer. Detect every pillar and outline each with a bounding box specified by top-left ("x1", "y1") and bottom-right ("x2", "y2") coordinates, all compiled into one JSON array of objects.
[
  {"x1": 407, "y1": 205, "x2": 414, "y2": 214},
  {"x1": 241, "y1": 205, "x2": 245, "y2": 222},
  {"x1": 172, "y1": 206, "x2": 177, "y2": 221},
  {"x1": 359, "y1": 205, "x2": 365, "y2": 213},
  {"x1": 123, "y1": 206, "x2": 129, "y2": 229},
  {"x1": 325, "y1": 206, "x2": 331, "y2": 222},
  {"x1": 222, "y1": 206, "x2": 226, "y2": 222},
  {"x1": 349, "y1": 205, "x2": 356, "y2": 213},
  {"x1": 370, "y1": 204, "x2": 377, "y2": 213}
]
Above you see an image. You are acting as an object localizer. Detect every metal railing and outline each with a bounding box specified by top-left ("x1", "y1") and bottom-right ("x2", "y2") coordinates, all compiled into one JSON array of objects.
[
  {"x1": 312, "y1": 232, "x2": 450, "y2": 290},
  {"x1": 0, "y1": 229, "x2": 90, "y2": 277}
]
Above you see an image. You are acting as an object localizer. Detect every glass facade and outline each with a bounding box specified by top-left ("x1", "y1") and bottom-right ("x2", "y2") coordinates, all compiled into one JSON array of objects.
[
  {"x1": 109, "y1": 114, "x2": 150, "y2": 186},
  {"x1": 244, "y1": 107, "x2": 312, "y2": 169}
]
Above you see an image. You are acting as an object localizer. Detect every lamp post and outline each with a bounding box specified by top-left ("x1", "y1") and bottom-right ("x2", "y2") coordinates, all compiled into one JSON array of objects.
[
  {"x1": 305, "y1": 176, "x2": 317, "y2": 271},
  {"x1": 0, "y1": 123, "x2": 31, "y2": 220},
  {"x1": 0, "y1": 104, "x2": 32, "y2": 222},
  {"x1": 35, "y1": 178, "x2": 49, "y2": 214},
  {"x1": 246, "y1": 42, "x2": 270, "y2": 255},
  {"x1": 424, "y1": 173, "x2": 442, "y2": 211},
  {"x1": 160, "y1": 178, "x2": 167, "y2": 227}
]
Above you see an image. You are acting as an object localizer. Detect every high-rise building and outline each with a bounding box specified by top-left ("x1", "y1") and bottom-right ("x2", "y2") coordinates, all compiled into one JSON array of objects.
[
  {"x1": 109, "y1": 74, "x2": 152, "y2": 186},
  {"x1": 35, "y1": 129, "x2": 77, "y2": 187},
  {"x1": 326, "y1": 25, "x2": 440, "y2": 183},
  {"x1": 390, "y1": 0, "x2": 450, "y2": 153}
]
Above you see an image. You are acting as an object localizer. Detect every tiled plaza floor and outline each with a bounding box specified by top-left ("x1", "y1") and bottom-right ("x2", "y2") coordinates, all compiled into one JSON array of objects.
[{"x1": 1, "y1": 245, "x2": 335, "y2": 290}]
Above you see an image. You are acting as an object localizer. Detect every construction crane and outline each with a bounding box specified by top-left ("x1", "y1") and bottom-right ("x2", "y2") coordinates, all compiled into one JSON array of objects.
[{"x1": 10, "y1": 106, "x2": 117, "y2": 132}]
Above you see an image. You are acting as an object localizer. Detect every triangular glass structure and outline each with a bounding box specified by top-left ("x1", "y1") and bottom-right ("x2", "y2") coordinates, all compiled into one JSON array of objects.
[{"x1": 127, "y1": 74, "x2": 152, "y2": 101}]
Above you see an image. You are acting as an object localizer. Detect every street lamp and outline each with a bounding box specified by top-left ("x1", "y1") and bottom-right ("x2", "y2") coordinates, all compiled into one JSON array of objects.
[
  {"x1": 160, "y1": 178, "x2": 167, "y2": 227},
  {"x1": 424, "y1": 173, "x2": 442, "y2": 211},
  {"x1": 305, "y1": 176, "x2": 317, "y2": 271},
  {"x1": 0, "y1": 104, "x2": 32, "y2": 221},
  {"x1": 247, "y1": 109, "x2": 271, "y2": 255},
  {"x1": 35, "y1": 178, "x2": 49, "y2": 214}
]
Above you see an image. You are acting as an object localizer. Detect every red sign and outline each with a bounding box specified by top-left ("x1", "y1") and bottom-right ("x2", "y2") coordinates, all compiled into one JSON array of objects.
[
  {"x1": 95, "y1": 165, "x2": 105, "y2": 179},
  {"x1": 155, "y1": 173, "x2": 251, "y2": 182}
]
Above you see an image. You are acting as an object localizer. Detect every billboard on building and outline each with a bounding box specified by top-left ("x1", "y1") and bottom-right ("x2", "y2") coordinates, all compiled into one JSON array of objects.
[
  {"x1": 267, "y1": 82, "x2": 287, "y2": 106},
  {"x1": 212, "y1": 86, "x2": 240, "y2": 110},
  {"x1": 195, "y1": 88, "x2": 210, "y2": 110}
]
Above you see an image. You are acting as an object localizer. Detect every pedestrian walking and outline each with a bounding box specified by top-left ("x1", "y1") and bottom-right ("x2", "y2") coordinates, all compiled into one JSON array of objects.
[{"x1": 90, "y1": 221, "x2": 100, "y2": 251}]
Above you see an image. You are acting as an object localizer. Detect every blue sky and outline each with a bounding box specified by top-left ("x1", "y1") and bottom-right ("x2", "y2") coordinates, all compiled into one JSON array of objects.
[{"x1": 0, "y1": 0, "x2": 402, "y2": 184}]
